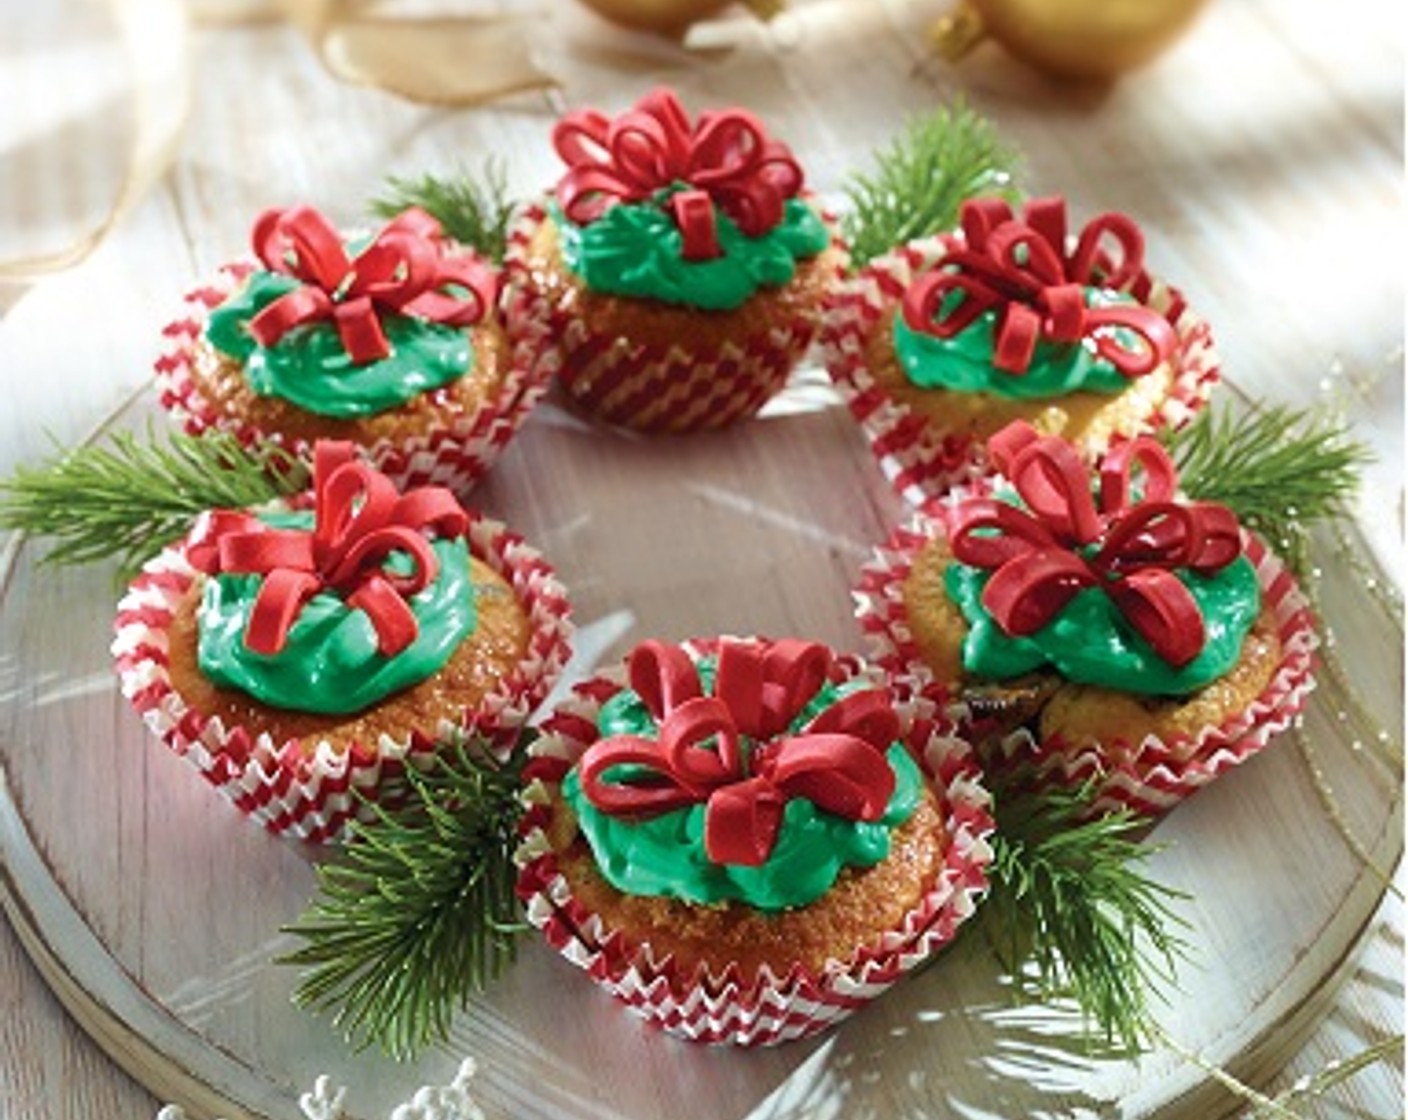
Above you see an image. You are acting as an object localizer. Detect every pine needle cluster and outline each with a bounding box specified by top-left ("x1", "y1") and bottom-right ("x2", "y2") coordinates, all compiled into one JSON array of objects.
[
  {"x1": 1162, "y1": 402, "x2": 1371, "y2": 578},
  {"x1": 842, "y1": 99, "x2": 1023, "y2": 268},
  {"x1": 370, "y1": 161, "x2": 516, "y2": 264},
  {"x1": 0, "y1": 427, "x2": 306, "y2": 580},
  {"x1": 281, "y1": 740, "x2": 527, "y2": 1060},
  {"x1": 984, "y1": 784, "x2": 1189, "y2": 1053}
]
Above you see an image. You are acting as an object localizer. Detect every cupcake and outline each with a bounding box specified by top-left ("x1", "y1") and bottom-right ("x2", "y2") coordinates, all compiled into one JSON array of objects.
[
  {"x1": 514, "y1": 636, "x2": 993, "y2": 1045},
  {"x1": 156, "y1": 204, "x2": 555, "y2": 494},
  {"x1": 855, "y1": 421, "x2": 1317, "y2": 817},
  {"x1": 112, "y1": 440, "x2": 573, "y2": 843},
  {"x1": 503, "y1": 86, "x2": 847, "y2": 432},
  {"x1": 822, "y1": 195, "x2": 1220, "y2": 505}
]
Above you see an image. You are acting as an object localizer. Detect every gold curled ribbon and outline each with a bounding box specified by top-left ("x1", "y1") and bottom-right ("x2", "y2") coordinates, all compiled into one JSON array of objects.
[
  {"x1": 269, "y1": 0, "x2": 557, "y2": 108},
  {"x1": 2, "y1": 0, "x2": 554, "y2": 283},
  {"x1": 0, "y1": 0, "x2": 191, "y2": 284}
]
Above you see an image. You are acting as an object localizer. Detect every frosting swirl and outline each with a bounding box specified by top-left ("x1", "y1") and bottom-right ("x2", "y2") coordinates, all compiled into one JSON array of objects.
[
  {"x1": 554, "y1": 195, "x2": 828, "y2": 311},
  {"x1": 892, "y1": 287, "x2": 1141, "y2": 400},
  {"x1": 897, "y1": 195, "x2": 1176, "y2": 395},
  {"x1": 941, "y1": 421, "x2": 1261, "y2": 695},
  {"x1": 209, "y1": 271, "x2": 471, "y2": 417},
  {"x1": 188, "y1": 440, "x2": 480, "y2": 714},
  {"x1": 205, "y1": 205, "x2": 495, "y2": 418},
  {"x1": 548, "y1": 86, "x2": 827, "y2": 310},
  {"x1": 196, "y1": 515, "x2": 479, "y2": 714},
  {"x1": 562, "y1": 640, "x2": 923, "y2": 911}
]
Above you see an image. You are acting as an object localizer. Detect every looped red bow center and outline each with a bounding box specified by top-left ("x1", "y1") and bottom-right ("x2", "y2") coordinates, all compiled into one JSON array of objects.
[
  {"x1": 247, "y1": 205, "x2": 497, "y2": 365},
  {"x1": 552, "y1": 86, "x2": 805, "y2": 262},
  {"x1": 949, "y1": 422, "x2": 1243, "y2": 668},
  {"x1": 187, "y1": 440, "x2": 470, "y2": 657},
  {"x1": 578, "y1": 639, "x2": 899, "y2": 866},
  {"x1": 901, "y1": 196, "x2": 1177, "y2": 378}
]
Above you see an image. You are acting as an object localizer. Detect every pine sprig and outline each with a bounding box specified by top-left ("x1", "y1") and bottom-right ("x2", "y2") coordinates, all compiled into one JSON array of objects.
[
  {"x1": 842, "y1": 99, "x2": 1023, "y2": 268},
  {"x1": 983, "y1": 783, "x2": 1190, "y2": 1053},
  {"x1": 370, "y1": 161, "x2": 516, "y2": 264},
  {"x1": 281, "y1": 740, "x2": 527, "y2": 1060},
  {"x1": 1162, "y1": 401, "x2": 1372, "y2": 578},
  {"x1": 0, "y1": 427, "x2": 307, "y2": 579}
]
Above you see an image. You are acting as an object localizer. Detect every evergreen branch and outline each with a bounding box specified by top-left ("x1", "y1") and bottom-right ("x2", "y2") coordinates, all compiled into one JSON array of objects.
[
  {"x1": 842, "y1": 99, "x2": 1023, "y2": 268},
  {"x1": 370, "y1": 161, "x2": 516, "y2": 264},
  {"x1": 1162, "y1": 401, "x2": 1372, "y2": 579},
  {"x1": 983, "y1": 783, "x2": 1191, "y2": 1053},
  {"x1": 0, "y1": 427, "x2": 307, "y2": 580},
  {"x1": 281, "y1": 740, "x2": 527, "y2": 1060}
]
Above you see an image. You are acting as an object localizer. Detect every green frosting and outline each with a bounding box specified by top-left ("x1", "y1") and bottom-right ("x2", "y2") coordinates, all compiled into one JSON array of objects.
[
  {"x1": 205, "y1": 269, "x2": 471, "y2": 419},
  {"x1": 195, "y1": 511, "x2": 478, "y2": 715},
  {"x1": 944, "y1": 553, "x2": 1263, "y2": 696},
  {"x1": 562, "y1": 671, "x2": 924, "y2": 912},
  {"x1": 553, "y1": 193, "x2": 829, "y2": 312},
  {"x1": 891, "y1": 287, "x2": 1140, "y2": 400}
]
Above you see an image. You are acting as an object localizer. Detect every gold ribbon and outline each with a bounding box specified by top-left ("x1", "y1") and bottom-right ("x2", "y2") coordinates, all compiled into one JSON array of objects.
[
  {"x1": 1, "y1": 0, "x2": 554, "y2": 284},
  {"x1": 275, "y1": 0, "x2": 557, "y2": 107},
  {"x1": 0, "y1": 0, "x2": 191, "y2": 284}
]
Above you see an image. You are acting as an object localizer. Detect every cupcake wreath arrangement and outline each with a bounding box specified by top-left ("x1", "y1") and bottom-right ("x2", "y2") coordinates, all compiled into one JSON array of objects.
[{"x1": 0, "y1": 90, "x2": 1376, "y2": 1072}]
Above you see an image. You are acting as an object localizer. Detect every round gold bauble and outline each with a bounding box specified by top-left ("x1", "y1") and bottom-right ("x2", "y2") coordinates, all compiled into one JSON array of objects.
[
  {"x1": 932, "y1": 0, "x2": 1210, "y2": 81},
  {"x1": 575, "y1": 0, "x2": 783, "y2": 36}
]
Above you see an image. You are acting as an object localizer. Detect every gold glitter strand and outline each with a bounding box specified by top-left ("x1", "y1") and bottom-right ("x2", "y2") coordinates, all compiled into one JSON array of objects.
[
  {"x1": 1148, "y1": 1024, "x2": 1301, "y2": 1120},
  {"x1": 1302, "y1": 521, "x2": 1405, "y2": 779},
  {"x1": 1293, "y1": 729, "x2": 1403, "y2": 900},
  {"x1": 1274, "y1": 1033, "x2": 1405, "y2": 1108}
]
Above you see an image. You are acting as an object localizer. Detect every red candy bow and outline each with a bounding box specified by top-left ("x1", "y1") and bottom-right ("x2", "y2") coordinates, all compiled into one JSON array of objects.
[
  {"x1": 902, "y1": 196, "x2": 1178, "y2": 378},
  {"x1": 949, "y1": 422, "x2": 1243, "y2": 668},
  {"x1": 187, "y1": 441, "x2": 469, "y2": 657},
  {"x1": 552, "y1": 86, "x2": 805, "y2": 261},
  {"x1": 578, "y1": 639, "x2": 899, "y2": 867},
  {"x1": 247, "y1": 205, "x2": 497, "y2": 365}
]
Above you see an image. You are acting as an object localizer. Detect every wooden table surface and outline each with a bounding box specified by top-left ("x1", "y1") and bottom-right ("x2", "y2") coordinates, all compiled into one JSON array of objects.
[{"x1": 1, "y1": 1, "x2": 1402, "y2": 1117}]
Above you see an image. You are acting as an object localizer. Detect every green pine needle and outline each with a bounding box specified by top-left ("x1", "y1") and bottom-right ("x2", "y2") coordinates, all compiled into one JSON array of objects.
[
  {"x1": 983, "y1": 783, "x2": 1190, "y2": 1053},
  {"x1": 0, "y1": 427, "x2": 307, "y2": 581},
  {"x1": 842, "y1": 99, "x2": 1023, "y2": 268},
  {"x1": 1162, "y1": 401, "x2": 1372, "y2": 578},
  {"x1": 370, "y1": 161, "x2": 516, "y2": 264},
  {"x1": 281, "y1": 740, "x2": 527, "y2": 1060}
]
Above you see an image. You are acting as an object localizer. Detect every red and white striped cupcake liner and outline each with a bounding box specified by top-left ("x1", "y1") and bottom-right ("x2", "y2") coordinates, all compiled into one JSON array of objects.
[
  {"x1": 854, "y1": 505, "x2": 1318, "y2": 817},
  {"x1": 513, "y1": 637, "x2": 994, "y2": 1046},
  {"x1": 819, "y1": 236, "x2": 1221, "y2": 507},
  {"x1": 501, "y1": 202, "x2": 847, "y2": 434},
  {"x1": 154, "y1": 260, "x2": 556, "y2": 497},
  {"x1": 112, "y1": 511, "x2": 574, "y2": 845}
]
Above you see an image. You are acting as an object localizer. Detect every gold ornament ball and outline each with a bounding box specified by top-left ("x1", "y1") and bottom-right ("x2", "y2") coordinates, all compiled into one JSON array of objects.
[
  {"x1": 932, "y1": 0, "x2": 1210, "y2": 81},
  {"x1": 574, "y1": 0, "x2": 783, "y2": 36}
]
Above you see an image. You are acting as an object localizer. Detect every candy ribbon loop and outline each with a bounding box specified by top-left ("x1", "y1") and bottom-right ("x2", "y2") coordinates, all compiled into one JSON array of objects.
[
  {"x1": 246, "y1": 205, "x2": 496, "y2": 364},
  {"x1": 185, "y1": 440, "x2": 468, "y2": 657},
  {"x1": 578, "y1": 639, "x2": 898, "y2": 866},
  {"x1": 901, "y1": 196, "x2": 1175, "y2": 378},
  {"x1": 950, "y1": 422, "x2": 1244, "y2": 668},
  {"x1": 552, "y1": 87, "x2": 805, "y2": 261}
]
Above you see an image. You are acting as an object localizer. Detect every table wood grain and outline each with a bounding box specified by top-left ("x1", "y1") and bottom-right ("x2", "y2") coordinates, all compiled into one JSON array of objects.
[{"x1": 1, "y1": 0, "x2": 1402, "y2": 1116}]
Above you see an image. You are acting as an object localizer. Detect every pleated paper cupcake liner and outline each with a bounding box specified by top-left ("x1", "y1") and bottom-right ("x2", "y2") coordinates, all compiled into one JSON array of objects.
[
  {"x1": 502, "y1": 202, "x2": 847, "y2": 434},
  {"x1": 855, "y1": 508, "x2": 1318, "y2": 817},
  {"x1": 154, "y1": 260, "x2": 554, "y2": 497},
  {"x1": 819, "y1": 236, "x2": 1220, "y2": 507},
  {"x1": 112, "y1": 511, "x2": 574, "y2": 844},
  {"x1": 513, "y1": 637, "x2": 994, "y2": 1046}
]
